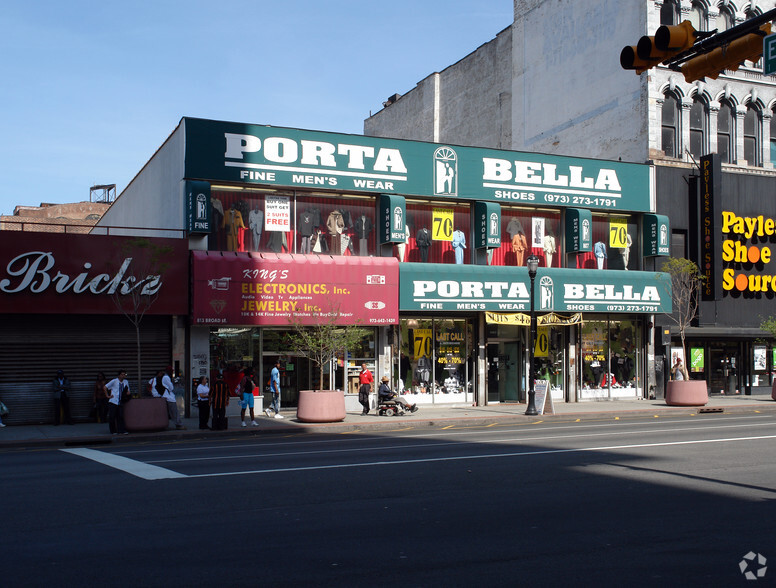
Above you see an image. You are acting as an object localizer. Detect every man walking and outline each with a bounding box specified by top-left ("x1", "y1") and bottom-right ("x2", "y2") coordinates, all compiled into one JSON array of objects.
[
  {"x1": 265, "y1": 359, "x2": 284, "y2": 419},
  {"x1": 358, "y1": 363, "x2": 373, "y2": 415}
]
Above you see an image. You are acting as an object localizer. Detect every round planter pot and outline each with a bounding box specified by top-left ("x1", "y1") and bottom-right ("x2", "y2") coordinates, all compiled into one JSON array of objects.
[
  {"x1": 124, "y1": 397, "x2": 168, "y2": 432},
  {"x1": 665, "y1": 380, "x2": 708, "y2": 407},
  {"x1": 771, "y1": 380, "x2": 776, "y2": 401},
  {"x1": 297, "y1": 390, "x2": 346, "y2": 423}
]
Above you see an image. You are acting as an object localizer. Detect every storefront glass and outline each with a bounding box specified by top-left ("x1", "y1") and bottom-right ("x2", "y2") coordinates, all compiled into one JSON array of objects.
[
  {"x1": 209, "y1": 326, "x2": 376, "y2": 405},
  {"x1": 209, "y1": 189, "x2": 377, "y2": 256},
  {"x1": 399, "y1": 317, "x2": 472, "y2": 403},
  {"x1": 403, "y1": 202, "x2": 471, "y2": 264},
  {"x1": 580, "y1": 318, "x2": 642, "y2": 399},
  {"x1": 495, "y1": 208, "x2": 561, "y2": 268}
]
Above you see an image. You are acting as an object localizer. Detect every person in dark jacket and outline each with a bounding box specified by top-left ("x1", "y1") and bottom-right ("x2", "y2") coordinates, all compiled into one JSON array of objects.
[{"x1": 52, "y1": 369, "x2": 73, "y2": 425}]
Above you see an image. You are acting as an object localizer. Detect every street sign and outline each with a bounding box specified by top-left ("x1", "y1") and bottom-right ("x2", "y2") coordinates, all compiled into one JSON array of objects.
[{"x1": 764, "y1": 33, "x2": 776, "y2": 75}]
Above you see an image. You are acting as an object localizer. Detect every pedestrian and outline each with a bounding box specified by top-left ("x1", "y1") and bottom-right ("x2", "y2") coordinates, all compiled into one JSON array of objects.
[
  {"x1": 104, "y1": 369, "x2": 129, "y2": 435},
  {"x1": 240, "y1": 367, "x2": 260, "y2": 427},
  {"x1": 160, "y1": 366, "x2": 185, "y2": 430},
  {"x1": 52, "y1": 369, "x2": 73, "y2": 425},
  {"x1": 671, "y1": 357, "x2": 689, "y2": 381},
  {"x1": 210, "y1": 373, "x2": 230, "y2": 430},
  {"x1": 196, "y1": 376, "x2": 210, "y2": 429},
  {"x1": 265, "y1": 359, "x2": 284, "y2": 419},
  {"x1": 93, "y1": 372, "x2": 109, "y2": 423},
  {"x1": 358, "y1": 362, "x2": 373, "y2": 415}
]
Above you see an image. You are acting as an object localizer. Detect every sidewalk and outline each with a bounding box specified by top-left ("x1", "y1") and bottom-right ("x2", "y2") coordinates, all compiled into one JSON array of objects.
[{"x1": 1, "y1": 394, "x2": 774, "y2": 449}]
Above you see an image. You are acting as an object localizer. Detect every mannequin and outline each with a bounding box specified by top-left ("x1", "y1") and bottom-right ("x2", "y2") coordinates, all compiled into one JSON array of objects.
[
  {"x1": 327, "y1": 210, "x2": 345, "y2": 256},
  {"x1": 299, "y1": 209, "x2": 316, "y2": 254},
  {"x1": 267, "y1": 230, "x2": 288, "y2": 253},
  {"x1": 543, "y1": 230, "x2": 556, "y2": 268},
  {"x1": 248, "y1": 206, "x2": 263, "y2": 251},
  {"x1": 396, "y1": 226, "x2": 409, "y2": 262},
  {"x1": 354, "y1": 214, "x2": 373, "y2": 256},
  {"x1": 512, "y1": 230, "x2": 527, "y2": 266},
  {"x1": 594, "y1": 241, "x2": 607, "y2": 270},
  {"x1": 452, "y1": 229, "x2": 466, "y2": 264},
  {"x1": 622, "y1": 233, "x2": 632, "y2": 270},
  {"x1": 416, "y1": 227, "x2": 432, "y2": 262},
  {"x1": 222, "y1": 205, "x2": 245, "y2": 252}
]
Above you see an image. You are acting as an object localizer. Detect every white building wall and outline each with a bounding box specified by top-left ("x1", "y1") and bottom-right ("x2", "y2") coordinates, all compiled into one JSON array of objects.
[{"x1": 97, "y1": 122, "x2": 186, "y2": 237}]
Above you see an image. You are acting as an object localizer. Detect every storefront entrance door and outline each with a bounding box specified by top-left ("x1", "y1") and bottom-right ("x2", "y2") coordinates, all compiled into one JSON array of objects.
[
  {"x1": 487, "y1": 341, "x2": 521, "y2": 403},
  {"x1": 709, "y1": 344, "x2": 740, "y2": 395}
]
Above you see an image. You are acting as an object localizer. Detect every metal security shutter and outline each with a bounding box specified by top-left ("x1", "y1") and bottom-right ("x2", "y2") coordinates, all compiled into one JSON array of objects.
[{"x1": 0, "y1": 314, "x2": 172, "y2": 424}]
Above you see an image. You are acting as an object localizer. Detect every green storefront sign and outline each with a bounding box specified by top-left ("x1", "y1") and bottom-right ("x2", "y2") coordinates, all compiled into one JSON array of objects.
[
  {"x1": 183, "y1": 118, "x2": 652, "y2": 213},
  {"x1": 400, "y1": 264, "x2": 671, "y2": 313}
]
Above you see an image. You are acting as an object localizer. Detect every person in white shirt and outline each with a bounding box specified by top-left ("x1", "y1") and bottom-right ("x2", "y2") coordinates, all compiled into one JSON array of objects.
[
  {"x1": 196, "y1": 376, "x2": 210, "y2": 430},
  {"x1": 104, "y1": 370, "x2": 129, "y2": 435},
  {"x1": 160, "y1": 367, "x2": 185, "y2": 430}
]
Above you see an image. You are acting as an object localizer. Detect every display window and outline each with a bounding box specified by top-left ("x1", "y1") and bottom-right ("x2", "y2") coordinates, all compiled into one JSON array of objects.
[
  {"x1": 574, "y1": 214, "x2": 637, "y2": 270},
  {"x1": 494, "y1": 209, "x2": 561, "y2": 268},
  {"x1": 403, "y1": 202, "x2": 471, "y2": 264},
  {"x1": 209, "y1": 189, "x2": 376, "y2": 257},
  {"x1": 398, "y1": 317, "x2": 473, "y2": 402},
  {"x1": 580, "y1": 318, "x2": 642, "y2": 399},
  {"x1": 209, "y1": 326, "x2": 376, "y2": 405}
]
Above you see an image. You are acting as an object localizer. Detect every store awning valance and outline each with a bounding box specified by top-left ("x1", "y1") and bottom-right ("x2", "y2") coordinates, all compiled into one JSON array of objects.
[{"x1": 485, "y1": 312, "x2": 583, "y2": 326}]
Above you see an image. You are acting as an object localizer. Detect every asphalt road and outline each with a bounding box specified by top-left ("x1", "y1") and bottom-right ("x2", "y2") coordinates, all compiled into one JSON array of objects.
[{"x1": 3, "y1": 412, "x2": 775, "y2": 587}]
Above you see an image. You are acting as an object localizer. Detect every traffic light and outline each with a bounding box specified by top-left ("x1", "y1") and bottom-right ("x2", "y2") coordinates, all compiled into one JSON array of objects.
[
  {"x1": 621, "y1": 20, "x2": 698, "y2": 74},
  {"x1": 681, "y1": 23, "x2": 771, "y2": 82}
]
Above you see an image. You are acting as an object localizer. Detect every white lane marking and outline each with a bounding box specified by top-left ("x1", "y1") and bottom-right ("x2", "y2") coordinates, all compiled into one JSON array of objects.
[
  {"x1": 61, "y1": 448, "x2": 186, "y2": 480},
  {"x1": 147, "y1": 420, "x2": 776, "y2": 465},
  {"x1": 186, "y1": 434, "x2": 776, "y2": 478},
  {"x1": 119, "y1": 414, "x2": 775, "y2": 458}
]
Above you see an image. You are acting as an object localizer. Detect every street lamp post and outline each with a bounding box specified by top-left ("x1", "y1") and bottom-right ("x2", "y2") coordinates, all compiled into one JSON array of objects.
[{"x1": 525, "y1": 254, "x2": 540, "y2": 416}]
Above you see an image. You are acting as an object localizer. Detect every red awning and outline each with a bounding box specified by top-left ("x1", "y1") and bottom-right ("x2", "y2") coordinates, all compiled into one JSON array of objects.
[{"x1": 191, "y1": 252, "x2": 398, "y2": 326}]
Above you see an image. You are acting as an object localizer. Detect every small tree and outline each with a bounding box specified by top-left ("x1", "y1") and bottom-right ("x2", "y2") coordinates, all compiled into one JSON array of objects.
[
  {"x1": 662, "y1": 257, "x2": 704, "y2": 362},
  {"x1": 284, "y1": 306, "x2": 370, "y2": 391},
  {"x1": 110, "y1": 238, "x2": 174, "y2": 395},
  {"x1": 760, "y1": 316, "x2": 776, "y2": 339}
]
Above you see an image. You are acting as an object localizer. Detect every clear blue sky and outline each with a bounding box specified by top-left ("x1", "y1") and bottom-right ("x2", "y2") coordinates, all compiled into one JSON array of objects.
[{"x1": 0, "y1": 1, "x2": 512, "y2": 216}]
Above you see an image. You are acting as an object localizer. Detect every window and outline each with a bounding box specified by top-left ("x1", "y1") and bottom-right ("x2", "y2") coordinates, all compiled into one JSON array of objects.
[
  {"x1": 660, "y1": 0, "x2": 679, "y2": 26},
  {"x1": 717, "y1": 100, "x2": 734, "y2": 163},
  {"x1": 770, "y1": 110, "x2": 776, "y2": 165},
  {"x1": 744, "y1": 105, "x2": 761, "y2": 166},
  {"x1": 716, "y1": 5, "x2": 734, "y2": 31},
  {"x1": 689, "y1": 2, "x2": 707, "y2": 31},
  {"x1": 689, "y1": 97, "x2": 708, "y2": 159},
  {"x1": 662, "y1": 93, "x2": 680, "y2": 158}
]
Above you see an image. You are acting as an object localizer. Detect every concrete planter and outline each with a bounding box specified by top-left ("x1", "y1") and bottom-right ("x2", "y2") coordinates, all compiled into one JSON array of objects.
[
  {"x1": 665, "y1": 380, "x2": 708, "y2": 407},
  {"x1": 297, "y1": 390, "x2": 346, "y2": 423},
  {"x1": 123, "y1": 397, "x2": 168, "y2": 432}
]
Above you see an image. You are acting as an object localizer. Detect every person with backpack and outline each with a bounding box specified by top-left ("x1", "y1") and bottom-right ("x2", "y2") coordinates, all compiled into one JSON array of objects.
[{"x1": 240, "y1": 367, "x2": 259, "y2": 427}]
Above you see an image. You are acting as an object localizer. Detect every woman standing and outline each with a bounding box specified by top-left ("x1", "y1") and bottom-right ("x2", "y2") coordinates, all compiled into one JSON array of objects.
[{"x1": 196, "y1": 376, "x2": 210, "y2": 430}]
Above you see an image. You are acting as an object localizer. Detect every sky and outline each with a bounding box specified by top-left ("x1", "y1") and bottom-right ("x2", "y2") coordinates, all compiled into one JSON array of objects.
[{"x1": 0, "y1": 1, "x2": 513, "y2": 217}]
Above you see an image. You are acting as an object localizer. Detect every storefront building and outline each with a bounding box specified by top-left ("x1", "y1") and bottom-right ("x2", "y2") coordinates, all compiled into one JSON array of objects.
[
  {"x1": 0, "y1": 231, "x2": 189, "y2": 424},
  {"x1": 655, "y1": 155, "x2": 776, "y2": 397},
  {"x1": 97, "y1": 117, "x2": 669, "y2": 409}
]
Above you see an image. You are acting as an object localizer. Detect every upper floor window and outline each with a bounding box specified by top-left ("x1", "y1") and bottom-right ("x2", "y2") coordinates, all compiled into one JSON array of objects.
[
  {"x1": 689, "y1": 97, "x2": 708, "y2": 159},
  {"x1": 717, "y1": 100, "x2": 734, "y2": 163},
  {"x1": 662, "y1": 93, "x2": 680, "y2": 158},
  {"x1": 770, "y1": 109, "x2": 776, "y2": 165},
  {"x1": 660, "y1": 0, "x2": 680, "y2": 26},
  {"x1": 689, "y1": 2, "x2": 708, "y2": 31},
  {"x1": 744, "y1": 104, "x2": 762, "y2": 166},
  {"x1": 716, "y1": 4, "x2": 734, "y2": 32}
]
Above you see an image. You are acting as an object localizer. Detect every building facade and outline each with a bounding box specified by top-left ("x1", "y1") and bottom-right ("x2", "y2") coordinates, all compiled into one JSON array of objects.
[
  {"x1": 364, "y1": 0, "x2": 776, "y2": 396},
  {"x1": 96, "y1": 117, "x2": 670, "y2": 413}
]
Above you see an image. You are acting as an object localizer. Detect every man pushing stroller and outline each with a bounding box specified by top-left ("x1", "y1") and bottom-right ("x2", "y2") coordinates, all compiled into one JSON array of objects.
[{"x1": 377, "y1": 376, "x2": 418, "y2": 413}]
